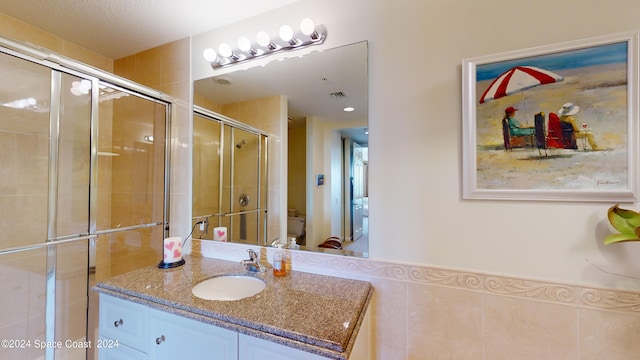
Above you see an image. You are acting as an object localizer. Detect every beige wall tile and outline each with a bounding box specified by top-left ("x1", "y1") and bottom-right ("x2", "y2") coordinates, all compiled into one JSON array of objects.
[
  {"x1": 161, "y1": 79, "x2": 191, "y2": 103},
  {"x1": 484, "y1": 294, "x2": 578, "y2": 359},
  {"x1": 408, "y1": 283, "x2": 483, "y2": 359},
  {"x1": 202, "y1": 239, "x2": 640, "y2": 359},
  {"x1": 369, "y1": 277, "x2": 408, "y2": 359},
  {"x1": 159, "y1": 39, "x2": 190, "y2": 85},
  {"x1": 113, "y1": 55, "x2": 136, "y2": 81},
  {"x1": 579, "y1": 308, "x2": 640, "y2": 360},
  {"x1": 62, "y1": 41, "x2": 112, "y2": 72},
  {"x1": 194, "y1": 92, "x2": 223, "y2": 112},
  {"x1": 0, "y1": 13, "x2": 62, "y2": 53},
  {"x1": 0, "y1": 13, "x2": 111, "y2": 70}
]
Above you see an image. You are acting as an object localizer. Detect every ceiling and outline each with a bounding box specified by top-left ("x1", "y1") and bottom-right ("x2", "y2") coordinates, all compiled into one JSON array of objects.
[{"x1": 0, "y1": 0, "x2": 298, "y2": 59}]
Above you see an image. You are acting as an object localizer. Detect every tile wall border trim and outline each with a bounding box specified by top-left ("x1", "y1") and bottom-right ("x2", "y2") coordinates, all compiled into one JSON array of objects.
[{"x1": 196, "y1": 241, "x2": 640, "y2": 314}]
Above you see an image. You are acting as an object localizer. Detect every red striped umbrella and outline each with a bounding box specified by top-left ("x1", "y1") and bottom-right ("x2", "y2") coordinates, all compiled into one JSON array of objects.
[{"x1": 479, "y1": 66, "x2": 563, "y2": 104}]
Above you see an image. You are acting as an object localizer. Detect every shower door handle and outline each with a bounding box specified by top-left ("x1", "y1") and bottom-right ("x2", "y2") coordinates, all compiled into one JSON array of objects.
[{"x1": 238, "y1": 193, "x2": 250, "y2": 207}]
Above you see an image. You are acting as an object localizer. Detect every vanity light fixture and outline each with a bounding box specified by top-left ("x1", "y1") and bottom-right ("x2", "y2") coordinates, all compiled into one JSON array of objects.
[{"x1": 203, "y1": 17, "x2": 327, "y2": 69}]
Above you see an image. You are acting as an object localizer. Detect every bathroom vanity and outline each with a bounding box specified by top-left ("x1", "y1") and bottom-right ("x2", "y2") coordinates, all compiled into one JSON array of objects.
[{"x1": 93, "y1": 255, "x2": 372, "y2": 360}]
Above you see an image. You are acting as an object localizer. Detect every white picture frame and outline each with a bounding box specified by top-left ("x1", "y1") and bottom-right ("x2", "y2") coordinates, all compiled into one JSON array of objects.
[{"x1": 462, "y1": 31, "x2": 639, "y2": 202}]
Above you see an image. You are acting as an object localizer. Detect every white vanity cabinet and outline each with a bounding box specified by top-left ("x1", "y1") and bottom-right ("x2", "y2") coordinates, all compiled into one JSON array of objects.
[
  {"x1": 98, "y1": 294, "x2": 335, "y2": 360},
  {"x1": 99, "y1": 294, "x2": 237, "y2": 360}
]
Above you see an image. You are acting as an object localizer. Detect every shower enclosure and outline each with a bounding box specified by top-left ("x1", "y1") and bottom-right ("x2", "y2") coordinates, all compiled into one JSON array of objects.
[
  {"x1": 0, "y1": 38, "x2": 171, "y2": 360},
  {"x1": 192, "y1": 107, "x2": 268, "y2": 245}
]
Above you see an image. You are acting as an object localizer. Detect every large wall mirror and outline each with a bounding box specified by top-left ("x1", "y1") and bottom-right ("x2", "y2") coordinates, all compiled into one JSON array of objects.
[{"x1": 193, "y1": 41, "x2": 368, "y2": 257}]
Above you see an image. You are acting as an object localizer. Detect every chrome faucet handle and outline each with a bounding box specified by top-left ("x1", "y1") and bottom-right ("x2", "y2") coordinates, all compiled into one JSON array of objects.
[{"x1": 247, "y1": 248, "x2": 258, "y2": 260}]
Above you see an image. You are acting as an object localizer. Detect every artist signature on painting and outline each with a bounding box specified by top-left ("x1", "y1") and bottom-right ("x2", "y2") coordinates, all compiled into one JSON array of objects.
[{"x1": 597, "y1": 180, "x2": 621, "y2": 186}]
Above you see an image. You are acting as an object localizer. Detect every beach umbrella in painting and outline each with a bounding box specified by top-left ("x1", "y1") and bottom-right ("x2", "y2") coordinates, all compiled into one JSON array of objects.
[{"x1": 479, "y1": 65, "x2": 563, "y2": 104}]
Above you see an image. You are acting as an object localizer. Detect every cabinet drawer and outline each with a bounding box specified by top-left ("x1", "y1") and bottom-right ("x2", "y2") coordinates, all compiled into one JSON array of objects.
[
  {"x1": 99, "y1": 294, "x2": 149, "y2": 352},
  {"x1": 98, "y1": 338, "x2": 147, "y2": 360},
  {"x1": 148, "y1": 309, "x2": 238, "y2": 360}
]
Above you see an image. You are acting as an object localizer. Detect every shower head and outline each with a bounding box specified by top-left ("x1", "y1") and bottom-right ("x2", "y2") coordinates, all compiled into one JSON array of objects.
[{"x1": 236, "y1": 139, "x2": 247, "y2": 148}]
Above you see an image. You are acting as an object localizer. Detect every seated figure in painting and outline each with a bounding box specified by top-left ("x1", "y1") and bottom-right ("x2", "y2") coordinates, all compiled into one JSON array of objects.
[
  {"x1": 503, "y1": 106, "x2": 535, "y2": 136},
  {"x1": 557, "y1": 102, "x2": 603, "y2": 151}
]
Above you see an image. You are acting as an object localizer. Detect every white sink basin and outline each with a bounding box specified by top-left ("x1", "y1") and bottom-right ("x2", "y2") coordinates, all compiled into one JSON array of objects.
[{"x1": 192, "y1": 275, "x2": 266, "y2": 301}]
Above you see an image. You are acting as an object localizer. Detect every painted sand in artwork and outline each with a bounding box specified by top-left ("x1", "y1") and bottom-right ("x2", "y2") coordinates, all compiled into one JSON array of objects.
[{"x1": 475, "y1": 58, "x2": 629, "y2": 191}]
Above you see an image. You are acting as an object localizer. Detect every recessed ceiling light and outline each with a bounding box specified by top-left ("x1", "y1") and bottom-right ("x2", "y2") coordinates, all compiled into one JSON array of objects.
[
  {"x1": 343, "y1": 106, "x2": 355, "y2": 112},
  {"x1": 214, "y1": 77, "x2": 231, "y2": 85}
]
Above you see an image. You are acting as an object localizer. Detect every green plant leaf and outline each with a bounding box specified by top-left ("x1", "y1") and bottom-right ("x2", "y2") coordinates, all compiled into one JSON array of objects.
[
  {"x1": 612, "y1": 204, "x2": 640, "y2": 226},
  {"x1": 604, "y1": 233, "x2": 640, "y2": 245},
  {"x1": 607, "y1": 204, "x2": 640, "y2": 234}
]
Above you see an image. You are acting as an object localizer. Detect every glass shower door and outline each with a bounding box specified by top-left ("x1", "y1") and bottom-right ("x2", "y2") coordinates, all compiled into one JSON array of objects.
[
  {"x1": 0, "y1": 50, "x2": 93, "y2": 360},
  {"x1": 0, "y1": 45, "x2": 170, "y2": 360},
  {"x1": 192, "y1": 109, "x2": 268, "y2": 245}
]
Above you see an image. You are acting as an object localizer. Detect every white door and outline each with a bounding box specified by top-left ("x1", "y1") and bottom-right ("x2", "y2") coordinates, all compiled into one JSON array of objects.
[{"x1": 351, "y1": 143, "x2": 364, "y2": 241}]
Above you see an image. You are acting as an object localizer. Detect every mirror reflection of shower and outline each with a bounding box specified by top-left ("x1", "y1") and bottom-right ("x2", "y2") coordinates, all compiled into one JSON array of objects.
[{"x1": 192, "y1": 107, "x2": 269, "y2": 245}]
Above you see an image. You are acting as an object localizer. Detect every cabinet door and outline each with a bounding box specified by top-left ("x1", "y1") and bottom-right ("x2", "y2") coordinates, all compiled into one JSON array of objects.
[
  {"x1": 99, "y1": 294, "x2": 149, "y2": 353},
  {"x1": 238, "y1": 334, "x2": 330, "y2": 360},
  {"x1": 148, "y1": 310, "x2": 238, "y2": 360}
]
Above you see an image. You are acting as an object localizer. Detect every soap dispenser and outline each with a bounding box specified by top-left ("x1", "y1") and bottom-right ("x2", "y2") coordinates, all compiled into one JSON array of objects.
[{"x1": 273, "y1": 245, "x2": 286, "y2": 277}]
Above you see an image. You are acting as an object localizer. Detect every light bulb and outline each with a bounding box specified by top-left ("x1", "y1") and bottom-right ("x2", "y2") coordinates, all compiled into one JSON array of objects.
[
  {"x1": 218, "y1": 43, "x2": 233, "y2": 58},
  {"x1": 279, "y1": 25, "x2": 294, "y2": 42},
  {"x1": 300, "y1": 18, "x2": 315, "y2": 35},
  {"x1": 203, "y1": 48, "x2": 217, "y2": 62},
  {"x1": 256, "y1": 31, "x2": 271, "y2": 47},
  {"x1": 343, "y1": 106, "x2": 355, "y2": 112},
  {"x1": 80, "y1": 79, "x2": 91, "y2": 91},
  {"x1": 237, "y1": 36, "x2": 251, "y2": 52}
]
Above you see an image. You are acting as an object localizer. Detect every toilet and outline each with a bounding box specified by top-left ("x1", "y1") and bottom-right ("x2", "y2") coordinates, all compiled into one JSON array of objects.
[{"x1": 287, "y1": 216, "x2": 306, "y2": 245}]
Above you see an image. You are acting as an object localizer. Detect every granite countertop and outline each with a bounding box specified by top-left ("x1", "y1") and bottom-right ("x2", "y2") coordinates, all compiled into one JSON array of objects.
[{"x1": 93, "y1": 255, "x2": 373, "y2": 360}]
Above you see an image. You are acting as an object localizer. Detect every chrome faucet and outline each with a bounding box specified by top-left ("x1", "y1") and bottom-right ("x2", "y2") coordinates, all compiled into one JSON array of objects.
[{"x1": 240, "y1": 249, "x2": 266, "y2": 273}]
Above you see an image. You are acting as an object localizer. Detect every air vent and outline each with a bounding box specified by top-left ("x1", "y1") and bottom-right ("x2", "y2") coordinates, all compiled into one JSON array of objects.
[{"x1": 329, "y1": 91, "x2": 346, "y2": 98}]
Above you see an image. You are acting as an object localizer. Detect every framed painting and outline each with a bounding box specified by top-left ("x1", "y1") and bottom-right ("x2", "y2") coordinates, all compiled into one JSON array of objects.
[{"x1": 462, "y1": 31, "x2": 639, "y2": 202}]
